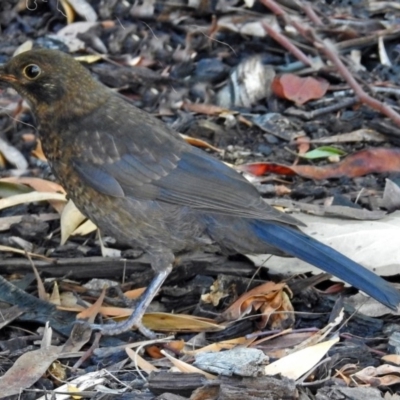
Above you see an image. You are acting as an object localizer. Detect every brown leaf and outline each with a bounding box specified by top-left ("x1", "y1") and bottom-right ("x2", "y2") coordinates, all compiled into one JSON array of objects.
[
  {"x1": 77, "y1": 286, "x2": 106, "y2": 323},
  {"x1": 0, "y1": 177, "x2": 65, "y2": 194},
  {"x1": 222, "y1": 281, "x2": 294, "y2": 329},
  {"x1": 272, "y1": 74, "x2": 329, "y2": 105},
  {"x1": 0, "y1": 177, "x2": 66, "y2": 213},
  {"x1": 239, "y1": 148, "x2": 400, "y2": 180},
  {"x1": 0, "y1": 325, "x2": 61, "y2": 397},
  {"x1": 146, "y1": 340, "x2": 184, "y2": 359},
  {"x1": 181, "y1": 134, "x2": 222, "y2": 153},
  {"x1": 31, "y1": 139, "x2": 47, "y2": 161}
]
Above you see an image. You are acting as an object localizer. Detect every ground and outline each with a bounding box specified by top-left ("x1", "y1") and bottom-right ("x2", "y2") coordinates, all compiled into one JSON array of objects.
[{"x1": 0, "y1": 0, "x2": 399, "y2": 399}]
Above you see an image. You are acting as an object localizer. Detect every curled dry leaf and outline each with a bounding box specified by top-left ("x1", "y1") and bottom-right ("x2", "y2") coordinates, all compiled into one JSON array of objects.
[
  {"x1": 13, "y1": 40, "x2": 33, "y2": 56},
  {"x1": 222, "y1": 281, "x2": 294, "y2": 329},
  {"x1": 60, "y1": 199, "x2": 87, "y2": 244},
  {"x1": 31, "y1": 139, "x2": 47, "y2": 161},
  {"x1": 353, "y1": 364, "x2": 400, "y2": 386}
]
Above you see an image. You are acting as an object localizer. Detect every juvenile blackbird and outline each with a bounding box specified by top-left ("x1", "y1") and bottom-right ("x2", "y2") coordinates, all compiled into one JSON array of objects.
[{"x1": 0, "y1": 49, "x2": 399, "y2": 337}]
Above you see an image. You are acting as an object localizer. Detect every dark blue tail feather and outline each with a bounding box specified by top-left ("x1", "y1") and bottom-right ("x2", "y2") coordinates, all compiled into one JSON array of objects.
[{"x1": 252, "y1": 221, "x2": 400, "y2": 310}]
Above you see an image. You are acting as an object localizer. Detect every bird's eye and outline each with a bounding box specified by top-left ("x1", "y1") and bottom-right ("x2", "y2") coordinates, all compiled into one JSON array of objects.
[{"x1": 23, "y1": 64, "x2": 41, "y2": 80}]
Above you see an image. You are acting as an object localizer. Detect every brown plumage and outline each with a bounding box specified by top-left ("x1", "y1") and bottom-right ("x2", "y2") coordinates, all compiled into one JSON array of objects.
[{"x1": 0, "y1": 49, "x2": 399, "y2": 337}]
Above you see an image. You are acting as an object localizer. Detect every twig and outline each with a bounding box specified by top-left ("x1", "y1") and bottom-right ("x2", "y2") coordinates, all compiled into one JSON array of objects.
[
  {"x1": 313, "y1": 37, "x2": 400, "y2": 126},
  {"x1": 260, "y1": 0, "x2": 400, "y2": 126},
  {"x1": 262, "y1": 22, "x2": 312, "y2": 66},
  {"x1": 301, "y1": 1, "x2": 323, "y2": 25},
  {"x1": 285, "y1": 97, "x2": 358, "y2": 120}
]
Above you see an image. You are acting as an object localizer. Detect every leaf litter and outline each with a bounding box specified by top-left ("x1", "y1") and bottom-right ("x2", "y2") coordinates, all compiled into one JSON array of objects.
[{"x1": 0, "y1": 0, "x2": 399, "y2": 398}]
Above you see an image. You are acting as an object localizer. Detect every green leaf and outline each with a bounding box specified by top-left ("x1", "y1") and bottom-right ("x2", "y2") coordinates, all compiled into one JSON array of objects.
[
  {"x1": 302, "y1": 146, "x2": 346, "y2": 160},
  {"x1": 0, "y1": 182, "x2": 32, "y2": 198}
]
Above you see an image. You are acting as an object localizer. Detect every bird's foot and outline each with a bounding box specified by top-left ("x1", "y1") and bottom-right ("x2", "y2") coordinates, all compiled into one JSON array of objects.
[
  {"x1": 81, "y1": 265, "x2": 173, "y2": 339},
  {"x1": 88, "y1": 313, "x2": 157, "y2": 339},
  {"x1": 76, "y1": 264, "x2": 172, "y2": 339}
]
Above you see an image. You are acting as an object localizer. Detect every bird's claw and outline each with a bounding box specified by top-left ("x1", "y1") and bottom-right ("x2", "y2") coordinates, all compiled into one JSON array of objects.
[{"x1": 77, "y1": 318, "x2": 157, "y2": 339}]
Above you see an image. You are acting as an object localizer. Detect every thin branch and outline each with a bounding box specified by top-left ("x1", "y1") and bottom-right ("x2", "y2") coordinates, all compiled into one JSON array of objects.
[
  {"x1": 314, "y1": 37, "x2": 400, "y2": 126},
  {"x1": 262, "y1": 22, "x2": 312, "y2": 66},
  {"x1": 301, "y1": 2, "x2": 323, "y2": 25},
  {"x1": 260, "y1": 0, "x2": 400, "y2": 126}
]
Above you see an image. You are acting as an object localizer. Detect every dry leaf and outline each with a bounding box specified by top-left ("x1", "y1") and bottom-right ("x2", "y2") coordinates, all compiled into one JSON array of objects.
[
  {"x1": 0, "y1": 325, "x2": 61, "y2": 397},
  {"x1": 142, "y1": 313, "x2": 223, "y2": 333},
  {"x1": 0, "y1": 177, "x2": 65, "y2": 194},
  {"x1": 222, "y1": 281, "x2": 294, "y2": 329},
  {"x1": 382, "y1": 354, "x2": 400, "y2": 365},
  {"x1": 31, "y1": 139, "x2": 47, "y2": 161},
  {"x1": 249, "y1": 211, "x2": 400, "y2": 309},
  {"x1": 185, "y1": 336, "x2": 256, "y2": 355},
  {"x1": 60, "y1": 199, "x2": 88, "y2": 244},
  {"x1": 239, "y1": 148, "x2": 400, "y2": 180},
  {"x1": 264, "y1": 336, "x2": 339, "y2": 379},
  {"x1": 49, "y1": 282, "x2": 61, "y2": 306},
  {"x1": 126, "y1": 347, "x2": 159, "y2": 373},
  {"x1": 71, "y1": 218, "x2": 97, "y2": 236},
  {"x1": 272, "y1": 74, "x2": 329, "y2": 105},
  {"x1": 160, "y1": 349, "x2": 217, "y2": 379},
  {"x1": 36, "y1": 369, "x2": 109, "y2": 400},
  {"x1": 181, "y1": 133, "x2": 222, "y2": 153},
  {"x1": 77, "y1": 287, "x2": 106, "y2": 322}
]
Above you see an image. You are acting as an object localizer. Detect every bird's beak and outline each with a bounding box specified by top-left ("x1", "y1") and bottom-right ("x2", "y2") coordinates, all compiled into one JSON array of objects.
[{"x1": 0, "y1": 66, "x2": 17, "y2": 84}]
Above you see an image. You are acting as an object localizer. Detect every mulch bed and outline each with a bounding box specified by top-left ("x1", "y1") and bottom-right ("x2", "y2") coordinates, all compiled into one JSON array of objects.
[{"x1": 0, "y1": 0, "x2": 399, "y2": 399}]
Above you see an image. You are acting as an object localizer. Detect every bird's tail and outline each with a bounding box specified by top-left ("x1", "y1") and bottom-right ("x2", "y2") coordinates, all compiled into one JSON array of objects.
[{"x1": 251, "y1": 221, "x2": 400, "y2": 310}]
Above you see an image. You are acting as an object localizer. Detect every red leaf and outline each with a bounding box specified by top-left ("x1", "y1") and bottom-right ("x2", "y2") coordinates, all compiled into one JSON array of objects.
[
  {"x1": 238, "y1": 163, "x2": 296, "y2": 176},
  {"x1": 239, "y1": 148, "x2": 400, "y2": 180},
  {"x1": 272, "y1": 74, "x2": 329, "y2": 105}
]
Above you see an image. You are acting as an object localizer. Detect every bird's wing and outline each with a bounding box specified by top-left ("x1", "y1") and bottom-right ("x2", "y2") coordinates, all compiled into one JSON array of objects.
[{"x1": 71, "y1": 95, "x2": 301, "y2": 226}]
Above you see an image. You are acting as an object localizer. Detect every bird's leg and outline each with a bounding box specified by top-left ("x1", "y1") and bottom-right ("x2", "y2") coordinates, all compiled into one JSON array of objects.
[{"x1": 90, "y1": 251, "x2": 173, "y2": 338}]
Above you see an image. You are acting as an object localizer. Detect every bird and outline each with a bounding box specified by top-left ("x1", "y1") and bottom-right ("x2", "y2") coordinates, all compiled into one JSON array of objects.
[{"x1": 0, "y1": 49, "x2": 398, "y2": 337}]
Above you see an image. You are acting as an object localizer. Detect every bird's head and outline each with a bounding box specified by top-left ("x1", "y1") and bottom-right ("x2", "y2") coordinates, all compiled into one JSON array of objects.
[{"x1": 0, "y1": 49, "x2": 108, "y2": 117}]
